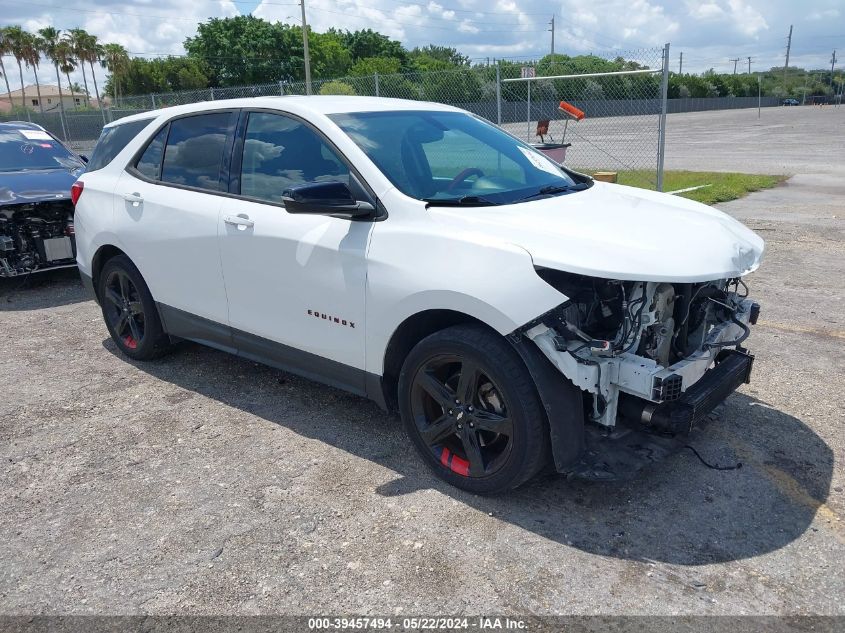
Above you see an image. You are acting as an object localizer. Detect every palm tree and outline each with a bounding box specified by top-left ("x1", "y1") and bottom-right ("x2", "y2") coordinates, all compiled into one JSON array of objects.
[
  {"x1": 57, "y1": 37, "x2": 77, "y2": 109},
  {"x1": 37, "y1": 27, "x2": 67, "y2": 116},
  {"x1": 21, "y1": 32, "x2": 44, "y2": 114},
  {"x1": 4, "y1": 26, "x2": 29, "y2": 112},
  {"x1": 68, "y1": 28, "x2": 92, "y2": 108},
  {"x1": 88, "y1": 39, "x2": 105, "y2": 111},
  {"x1": 101, "y1": 43, "x2": 129, "y2": 105},
  {"x1": 0, "y1": 28, "x2": 15, "y2": 106}
]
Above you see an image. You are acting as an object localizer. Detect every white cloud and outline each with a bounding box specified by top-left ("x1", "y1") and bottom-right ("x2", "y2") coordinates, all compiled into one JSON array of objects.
[
  {"x1": 726, "y1": 0, "x2": 768, "y2": 37},
  {"x1": 688, "y1": 2, "x2": 725, "y2": 20}
]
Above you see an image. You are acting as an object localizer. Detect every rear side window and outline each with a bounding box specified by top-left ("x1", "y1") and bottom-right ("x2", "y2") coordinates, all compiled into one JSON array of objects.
[
  {"x1": 87, "y1": 119, "x2": 153, "y2": 172},
  {"x1": 135, "y1": 125, "x2": 168, "y2": 180},
  {"x1": 160, "y1": 113, "x2": 233, "y2": 191}
]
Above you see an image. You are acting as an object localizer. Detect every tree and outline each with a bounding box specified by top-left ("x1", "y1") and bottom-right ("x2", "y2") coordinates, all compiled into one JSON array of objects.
[
  {"x1": 100, "y1": 43, "x2": 129, "y2": 102},
  {"x1": 38, "y1": 27, "x2": 69, "y2": 116},
  {"x1": 349, "y1": 56, "x2": 402, "y2": 76},
  {"x1": 409, "y1": 45, "x2": 469, "y2": 67},
  {"x1": 83, "y1": 35, "x2": 105, "y2": 110},
  {"x1": 0, "y1": 28, "x2": 14, "y2": 103},
  {"x1": 56, "y1": 38, "x2": 77, "y2": 108},
  {"x1": 68, "y1": 29, "x2": 94, "y2": 108},
  {"x1": 108, "y1": 56, "x2": 209, "y2": 95},
  {"x1": 184, "y1": 16, "x2": 303, "y2": 86},
  {"x1": 339, "y1": 29, "x2": 406, "y2": 65},
  {"x1": 319, "y1": 80, "x2": 356, "y2": 95},
  {"x1": 3, "y1": 26, "x2": 29, "y2": 111}
]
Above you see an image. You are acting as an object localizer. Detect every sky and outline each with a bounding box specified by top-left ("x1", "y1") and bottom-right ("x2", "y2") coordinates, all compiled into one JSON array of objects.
[{"x1": 1, "y1": 0, "x2": 843, "y2": 93}]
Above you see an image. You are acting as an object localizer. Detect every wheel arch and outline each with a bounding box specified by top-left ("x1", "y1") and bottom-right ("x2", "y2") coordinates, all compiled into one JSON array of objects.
[
  {"x1": 379, "y1": 309, "x2": 493, "y2": 411},
  {"x1": 91, "y1": 244, "x2": 130, "y2": 301}
]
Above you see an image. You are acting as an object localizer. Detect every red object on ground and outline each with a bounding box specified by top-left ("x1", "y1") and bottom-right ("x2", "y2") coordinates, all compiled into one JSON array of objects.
[{"x1": 559, "y1": 101, "x2": 585, "y2": 120}]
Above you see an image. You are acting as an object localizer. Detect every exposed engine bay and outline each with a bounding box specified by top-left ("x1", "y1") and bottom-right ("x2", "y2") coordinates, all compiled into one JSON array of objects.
[
  {"x1": 525, "y1": 269, "x2": 759, "y2": 432},
  {"x1": 0, "y1": 201, "x2": 76, "y2": 278}
]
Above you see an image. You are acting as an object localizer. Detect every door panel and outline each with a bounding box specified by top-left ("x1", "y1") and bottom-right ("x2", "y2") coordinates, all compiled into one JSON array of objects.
[
  {"x1": 114, "y1": 170, "x2": 229, "y2": 326},
  {"x1": 219, "y1": 198, "x2": 371, "y2": 376},
  {"x1": 219, "y1": 111, "x2": 372, "y2": 386}
]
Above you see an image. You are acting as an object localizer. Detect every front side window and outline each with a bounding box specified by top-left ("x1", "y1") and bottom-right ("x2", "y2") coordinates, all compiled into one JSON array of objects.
[
  {"x1": 330, "y1": 110, "x2": 579, "y2": 205},
  {"x1": 161, "y1": 112, "x2": 234, "y2": 191},
  {"x1": 239, "y1": 112, "x2": 349, "y2": 204}
]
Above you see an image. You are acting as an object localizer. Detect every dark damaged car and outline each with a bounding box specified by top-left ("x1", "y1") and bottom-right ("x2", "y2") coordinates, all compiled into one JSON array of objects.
[{"x1": 0, "y1": 121, "x2": 85, "y2": 278}]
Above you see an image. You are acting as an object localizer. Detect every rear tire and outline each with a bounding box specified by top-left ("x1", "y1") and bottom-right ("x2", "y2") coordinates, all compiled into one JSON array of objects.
[
  {"x1": 398, "y1": 324, "x2": 550, "y2": 494},
  {"x1": 98, "y1": 254, "x2": 171, "y2": 360}
]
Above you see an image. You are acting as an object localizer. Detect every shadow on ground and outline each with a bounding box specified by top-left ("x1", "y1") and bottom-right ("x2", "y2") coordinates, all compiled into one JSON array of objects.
[
  {"x1": 104, "y1": 337, "x2": 833, "y2": 567},
  {"x1": 0, "y1": 268, "x2": 87, "y2": 310}
]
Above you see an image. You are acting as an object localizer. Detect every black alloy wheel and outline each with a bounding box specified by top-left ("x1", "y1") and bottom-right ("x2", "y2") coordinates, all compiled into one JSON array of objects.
[
  {"x1": 103, "y1": 269, "x2": 145, "y2": 350},
  {"x1": 398, "y1": 324, "x2": 551, "y2": 494},
  {"x1": 410, "y1": 354, "x2": 514, "y2": 478},
  {"x1": 97, "y1": 254, "x2": 171, "y2": 360}
]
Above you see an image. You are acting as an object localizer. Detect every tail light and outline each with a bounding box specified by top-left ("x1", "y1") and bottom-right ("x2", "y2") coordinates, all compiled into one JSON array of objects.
[{"x1": 70, "y1": 181, "x2": 84, "y2": 206}]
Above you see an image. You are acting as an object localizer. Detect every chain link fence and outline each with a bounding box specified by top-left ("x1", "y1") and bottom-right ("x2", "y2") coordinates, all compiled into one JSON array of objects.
[{"x1": 0, "y1": 46, "x2": 697, "y2": 187}]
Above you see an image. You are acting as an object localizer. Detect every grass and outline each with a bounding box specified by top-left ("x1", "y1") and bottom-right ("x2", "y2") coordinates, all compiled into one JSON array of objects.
[{"x1": 609, "y1": 170, "x2": 785, "y2": 205}]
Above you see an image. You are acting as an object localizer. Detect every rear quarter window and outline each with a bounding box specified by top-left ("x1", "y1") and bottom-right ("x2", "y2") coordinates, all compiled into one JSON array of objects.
[{"x1": 87, "y1": 118, "x2": 154, "y2": 172}]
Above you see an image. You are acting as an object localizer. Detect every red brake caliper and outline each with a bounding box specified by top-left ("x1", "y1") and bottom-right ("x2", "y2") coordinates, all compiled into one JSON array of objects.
[
  {"x1": 123, "y1": 335, "x2": 137, "y2": 349},
  {"x1": 440, "y1": 447, "x2": 470, "y2": 476}
]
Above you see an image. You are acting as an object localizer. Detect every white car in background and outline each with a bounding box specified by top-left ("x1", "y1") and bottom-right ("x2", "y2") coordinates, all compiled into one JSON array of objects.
[{"x1": 73, "y1": 96, "x2": 764, "y2": 494}]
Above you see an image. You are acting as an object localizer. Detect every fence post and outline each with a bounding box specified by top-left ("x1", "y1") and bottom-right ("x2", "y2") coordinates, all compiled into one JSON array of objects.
[
  {"x1": 151, "y1": 94, "x2": 156, "y2": 109},
  {"x1": 495, "y1": 63, "x2": 502, "y2": 125},
  {"x1": 209, "y1": 87, "x2": 215, "y2": 101},
  {"x1": 526, "y1": 80, "x2": 531, "y2": 141},
  {"x1": 656, "y1": 42, "x2": 670, "y2": 192},
  {"x1": 279, "y1": 81, "x2": 284, "y2": 96},
  {"x1": 374, "y1": 72, "x2": 379, "y2": 97}
]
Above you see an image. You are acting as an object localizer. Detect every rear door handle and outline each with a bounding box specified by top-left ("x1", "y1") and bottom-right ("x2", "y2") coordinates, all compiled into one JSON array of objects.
[
  {"x1": 123, "y1": 192, "x2": 143, "y2": 206},
  {"x1": 224, "y1": 214, "x2": 255, "y2": 229}
]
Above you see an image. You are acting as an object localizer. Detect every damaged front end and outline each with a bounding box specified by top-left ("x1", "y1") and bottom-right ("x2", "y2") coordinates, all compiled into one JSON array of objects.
[
  {"x1": 0, "y1": 200, "x2": 77, "y2": 278},
  {"x1": 514, "y1": 270, "x2": 759, "y2": 479}
]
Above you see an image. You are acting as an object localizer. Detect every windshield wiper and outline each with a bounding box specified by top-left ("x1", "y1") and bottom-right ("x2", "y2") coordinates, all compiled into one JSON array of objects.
[
  {"x1": 424, "y1": 195, "x2": 498, "y2": 207},
  {"x1": 515, "y1": 182, "x2": 589, "y2": 203}
]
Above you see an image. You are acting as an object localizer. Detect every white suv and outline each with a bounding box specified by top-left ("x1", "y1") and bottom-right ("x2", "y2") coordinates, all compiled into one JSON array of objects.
[{"x1": 74, "y1": 97, "x2": 764, "y2": 494}]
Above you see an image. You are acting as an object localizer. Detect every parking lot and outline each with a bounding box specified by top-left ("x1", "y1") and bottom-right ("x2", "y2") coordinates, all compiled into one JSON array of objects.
[{"x1": 1, "y1": 106, "x2": 843, "y2": 615}]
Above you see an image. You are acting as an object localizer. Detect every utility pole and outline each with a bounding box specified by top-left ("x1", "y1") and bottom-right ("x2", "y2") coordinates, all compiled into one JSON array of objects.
[
  {"x1": 747, "y1": 56, "x2": 753, "y2": 74},
  {"x1": 783, "y1": 24, "x2": 793, "y2": 84},
  {"x1": 300, "y1": 0, "x2": 312, "y2": 95},
  {"x1": 730, "y1": 58, "x2": 740, "y2": 75},
  {"x1": 679, "y1": 52, "x2": 683, "y2": 74},
  {"x1": 548, "y1": 16, "x2": 555, "y2": 56},
  {"x1": 831, "y1": 50, "x2": 837, "y2": 86}
]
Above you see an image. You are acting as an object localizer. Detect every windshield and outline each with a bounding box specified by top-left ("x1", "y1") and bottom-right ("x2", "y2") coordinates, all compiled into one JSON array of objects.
[
  {"x1": 329, "y1": 110, "x2": 579, "y2": 205},
  {"x1": 0, "y1": 128, "x2": 83, "y2": 172}
]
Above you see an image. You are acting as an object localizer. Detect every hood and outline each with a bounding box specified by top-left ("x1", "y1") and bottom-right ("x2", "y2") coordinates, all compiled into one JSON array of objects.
[
  {"x1": 0, "y1": 166, "x2": 83, "y2": 205},
  {"x1": 427, "y1": 181, "x2": 765, "y2": 283}
]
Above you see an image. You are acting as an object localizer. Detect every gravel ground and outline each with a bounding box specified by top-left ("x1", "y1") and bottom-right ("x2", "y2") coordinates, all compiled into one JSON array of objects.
[{"x1": 1, "y1": 106, "x2": 843, "y2": 616}]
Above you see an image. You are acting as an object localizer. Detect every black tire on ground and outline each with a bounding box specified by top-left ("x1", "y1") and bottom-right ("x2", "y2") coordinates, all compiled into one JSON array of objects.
[
  {"x1": 97, "y1": 254, "x2": 171, "y2": 361},
  {"x1": 398, "y1": 324, "x2": 551, "y2": 494}
]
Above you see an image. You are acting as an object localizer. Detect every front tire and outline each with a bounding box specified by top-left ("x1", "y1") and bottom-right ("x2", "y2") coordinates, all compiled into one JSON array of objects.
[
  {"x1": 98, "y1": 254, "x2": 171, "y2": 360},
  {"x1": 398, "y1": 324, "x2": 550, "y2": 494}
]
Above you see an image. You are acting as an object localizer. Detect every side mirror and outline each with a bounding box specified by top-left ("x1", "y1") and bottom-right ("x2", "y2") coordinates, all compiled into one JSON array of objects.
[{"x1": 282, "y1": 181, "x2": 374, "y2": 219}]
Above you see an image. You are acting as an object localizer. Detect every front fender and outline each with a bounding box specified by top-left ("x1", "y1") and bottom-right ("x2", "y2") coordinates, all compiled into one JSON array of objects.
[{"x1": 364, "y1": 222, "x2": 566, "y2": 375}]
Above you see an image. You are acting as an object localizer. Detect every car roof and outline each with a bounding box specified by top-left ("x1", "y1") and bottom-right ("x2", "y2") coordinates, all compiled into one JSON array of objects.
[{"x1": 105, "y1": 96, "x2": 462, "y2": 128}]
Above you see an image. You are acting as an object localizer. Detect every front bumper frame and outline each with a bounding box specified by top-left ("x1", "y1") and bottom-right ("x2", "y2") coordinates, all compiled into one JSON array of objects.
[{"x1": 526, "y1": 297, "x2": 756, "y2": 427}]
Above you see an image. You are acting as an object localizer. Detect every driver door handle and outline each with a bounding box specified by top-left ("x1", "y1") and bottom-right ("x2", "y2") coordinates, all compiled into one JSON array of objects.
[{"x1": 224, "y1": 214, "x2": 255, "y2": 228}]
